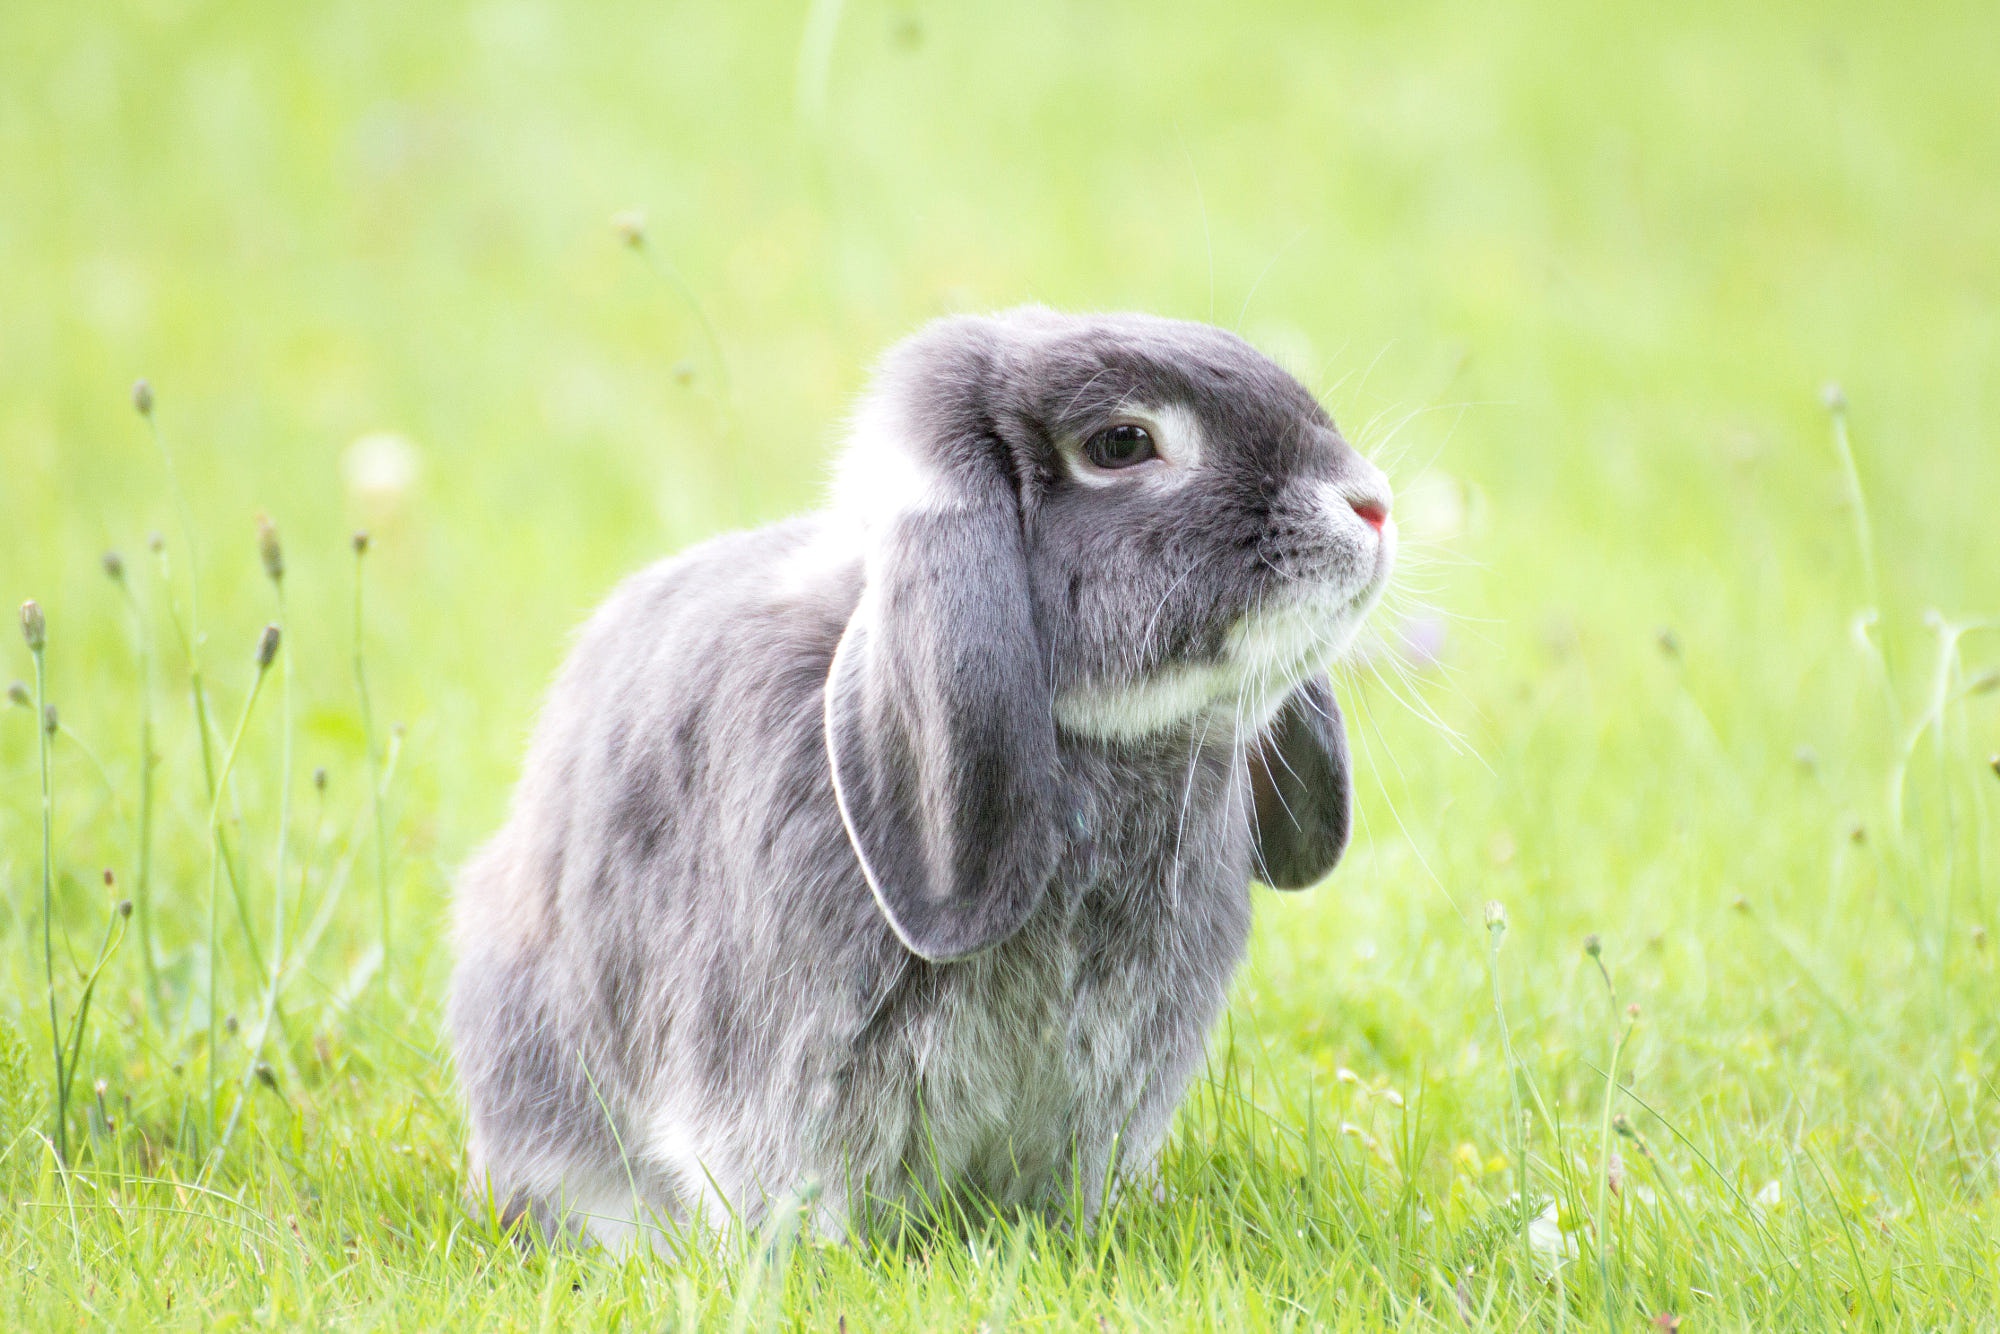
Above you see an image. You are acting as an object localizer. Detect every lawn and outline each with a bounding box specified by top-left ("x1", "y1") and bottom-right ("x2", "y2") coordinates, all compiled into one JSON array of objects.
[{"x1": 3, "y1": 0, "x2": 1998, "y2": 1327}]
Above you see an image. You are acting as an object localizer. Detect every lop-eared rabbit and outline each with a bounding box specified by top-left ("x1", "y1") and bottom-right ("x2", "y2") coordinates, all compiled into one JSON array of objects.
[{"x1": 450, "y1": 308, "x2": 1394, "y2": 1248}]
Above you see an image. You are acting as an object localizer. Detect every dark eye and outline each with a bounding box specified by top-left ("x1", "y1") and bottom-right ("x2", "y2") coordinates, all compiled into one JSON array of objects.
[{"x1": 1083, "y1": 424, "x2": 1156, "y2": 470}]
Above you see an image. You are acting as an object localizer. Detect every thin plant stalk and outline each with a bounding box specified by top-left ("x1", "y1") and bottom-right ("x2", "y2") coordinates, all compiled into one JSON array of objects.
[
  {"x1": 205, "y1": 628, "x2": 279, "y2": 1139},
  {"x1": 25, "y1": 603, "x2": 66, "y2": 1166},
  {"x1": 114, "y1": 572, "x2": 165, "y2": 1022},
  {"x1": 1825, "y1": 390, "x2": 1902, "y2": 736},
  {"x1": 223, "y1": 545, "x2": 295, "y2": 1148},
  {"x1": 1484, "y1": 902, "x2": 1532, "y2": 1309},
  {"x1": 1585, "y1": 939, "x2": 1634, "y2": 1334},
  {"x1": 140, "y1": 391, "x2": 276, "y2": 984},
  {"x1": 59, "y1": 896, "x2": 130, "y2": 1127}
]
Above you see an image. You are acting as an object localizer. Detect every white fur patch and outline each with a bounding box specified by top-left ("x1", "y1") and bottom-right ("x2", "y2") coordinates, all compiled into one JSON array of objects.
[{"x1": 1054, "y1": 580, "x2": 1387, "y2": 742}]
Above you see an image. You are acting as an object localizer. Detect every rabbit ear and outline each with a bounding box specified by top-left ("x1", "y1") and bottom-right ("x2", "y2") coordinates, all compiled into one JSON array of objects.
[
  {"x1": 1248, "y1": 674, "x2": 1353, "y2": 889},
  {"x1": 823, "y1": 397, "x2": 1060, "y2": 963}
]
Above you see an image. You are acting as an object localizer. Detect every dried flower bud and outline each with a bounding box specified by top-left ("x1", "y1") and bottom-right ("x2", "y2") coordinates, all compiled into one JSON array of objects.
[
  {"x1": 313, "y1": 766, "x2": 328, "y2": 792},
  {"x1": 1583, "y1": 934, "x2": 1602, "y2": 959},
  {"x1": 1483, "y1": 900, "x2": 1507, "y2": 932},
  {"x1": 257, "y1": 513, "x2": 285, "y2": 584},
  {"x1": 1625, "y1": 1002, "x2": 1641, "y2": 1023},
  {"x1": 352, "y1": 531, "x2": 371, "y2": 556},
  {"x1": 102, "y1": 550, "x2": 126, "y2": 581},
  {"x1": 1820, "y1": 382, "x2": 1847, "y2": 413},
  {"x1": 103, "y1": 868, "x2": 115, "y2": 886},
  {"x1": 146, "y1": 530, "x2": 165, "y2": 554},
  {"x1": 117, "y1": 899, "x2": 133, "y2": 918},
  {"x1": 132, "y1": 379, "x2": 155, "y2": 416},
  {"x1": 224, "y1": 1014, "x2": 239, "y2": 1036},
  {"x1": 256, "y1": 623, "x2": 281, "y2": 669},
  {"x1": 6, "y1": 681, "x2": 27, "y2": 707},
  {"x1": 610, "y1": 209, "x2": 647, "y2": 248},
  {"x1": 255, "y1": 1063, "x2": 278, "y2": 1090},
  {"x1": 20, "y1": 600, "x2": 45, "y2": 652},
  {"x1": 43, "y1": 704, "x2": 58, "y2": 736}
]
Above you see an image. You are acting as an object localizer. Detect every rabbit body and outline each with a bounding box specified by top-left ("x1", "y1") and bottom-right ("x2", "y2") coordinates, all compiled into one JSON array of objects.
[{"x1": 450, "y1": 310, "x2": 1393, "y2": 1247}]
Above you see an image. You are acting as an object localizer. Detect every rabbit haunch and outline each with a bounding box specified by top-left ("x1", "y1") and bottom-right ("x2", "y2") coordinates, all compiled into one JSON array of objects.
[{"x1": 448, "y1": 308, "x2": 1394, "y2": 1248}]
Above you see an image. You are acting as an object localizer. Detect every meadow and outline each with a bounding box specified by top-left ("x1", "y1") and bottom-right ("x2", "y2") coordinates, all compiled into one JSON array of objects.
[{"x1": 3, "y1": 0, "x2": 1998, "y2": 1327}]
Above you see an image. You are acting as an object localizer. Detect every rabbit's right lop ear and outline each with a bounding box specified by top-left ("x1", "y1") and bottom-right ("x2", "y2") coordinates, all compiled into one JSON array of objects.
[{"x1": 824, "y1": 356, "x2": 1060, "y2": 963}]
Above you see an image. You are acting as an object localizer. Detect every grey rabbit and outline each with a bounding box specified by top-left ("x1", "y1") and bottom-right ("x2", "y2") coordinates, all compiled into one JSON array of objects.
[{"x1": 448, "y1": 307, "x2": 1395, "y2": 1248}]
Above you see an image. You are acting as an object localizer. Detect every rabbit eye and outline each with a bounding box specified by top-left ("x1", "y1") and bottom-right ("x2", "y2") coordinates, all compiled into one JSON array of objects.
[{"x1": 1083, "y1": 424, "x2": 1156, "y2": 470}]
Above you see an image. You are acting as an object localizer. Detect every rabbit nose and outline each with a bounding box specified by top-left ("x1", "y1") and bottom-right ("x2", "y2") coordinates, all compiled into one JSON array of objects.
[{"x1": 1338, "y1": 468, "x2": 1393, "y2": 533}]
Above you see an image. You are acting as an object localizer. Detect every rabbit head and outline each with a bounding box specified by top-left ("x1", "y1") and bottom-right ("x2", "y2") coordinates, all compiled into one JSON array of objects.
[{"x1": 825, "y1": 308, "x2": 1393, "y2": 963}]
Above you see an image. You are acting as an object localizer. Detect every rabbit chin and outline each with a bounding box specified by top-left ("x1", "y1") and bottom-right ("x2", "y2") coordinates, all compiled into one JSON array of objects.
[{"x1": 1053, "y1": 577, "x2": 1386, "y2": 743}]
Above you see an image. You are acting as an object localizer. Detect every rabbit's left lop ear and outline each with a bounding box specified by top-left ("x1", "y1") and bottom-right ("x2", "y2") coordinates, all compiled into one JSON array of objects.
[
  {"x1": 1248, "y1": 674, "x2": 1354, "y2": 889},
  {"x1": 824, "y1": 325, "x2": 1061, "y2": 963}
]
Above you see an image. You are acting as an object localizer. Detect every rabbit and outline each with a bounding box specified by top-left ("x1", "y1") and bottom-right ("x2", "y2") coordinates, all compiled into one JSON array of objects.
[{"x1": 448, "y1": 307, "x2": 1395, "y2": 1249}]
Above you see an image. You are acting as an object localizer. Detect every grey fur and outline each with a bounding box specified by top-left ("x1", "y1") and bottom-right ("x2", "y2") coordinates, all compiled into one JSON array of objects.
[{"x1": 448, "y1": 308, "x2": 1394, "y2": 1247}]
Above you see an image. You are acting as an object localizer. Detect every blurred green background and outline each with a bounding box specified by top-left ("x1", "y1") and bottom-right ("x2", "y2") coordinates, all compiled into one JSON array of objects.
[{"x1": 2, "y1": 0, "x2": 1998, "y2": 1325}]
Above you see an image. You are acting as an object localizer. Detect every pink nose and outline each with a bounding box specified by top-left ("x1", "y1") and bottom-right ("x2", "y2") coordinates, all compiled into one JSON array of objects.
[{"x1": 1350, "y1": 497, "x2": 1389, "y2": 531}]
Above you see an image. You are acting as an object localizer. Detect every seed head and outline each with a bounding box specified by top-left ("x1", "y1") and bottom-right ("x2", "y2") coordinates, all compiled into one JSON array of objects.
[
  {"x1": 255, "y1": 1063, "x2": 278, "y2": 1090},
  {"x1": 20, "y1": 600, "x2": 46, "y2": 652},
  {"x1": 256, "y1": 623, "x2": 281, "y2": 670},
  {"x1": 257, "y1": 513, "x2": 284, "y2": 584},
  {"x1": 313, "y1": 766, "x2": 328, "y2": 792},
  {"x1": 224, "y1": 1014, "x2": 239, "y2": 1036},
  {"x1": 1583, "y1": 933, "x2": 1602, "y2": 959},
  {"x1": 610, "y1": 209, "x2": 647, "y2": 248},
  {"x1": 1820, "y1": 382, "x2": 1847, "y2": 413},
  {"x1": 1626, "y1": 1002, "x2": 1642, "y2": 1023},
  {"x1": 102, "y1": 550, "x2": 126, "y2": 582},
  {"x1": 1972, "y1": 924, "x2": 1987, "y2": 951},
  {"x1": 1613, "y1": 1113, "x2": 1636, "y2": 1139},
  {"x1": 146, "y1": 530, "x2": 165, "y2": 554},
  {"x1": 1484, "y1": 900, "x2": 1507, "y2": 932},
  {"x1": 43, "y1": 704, "x2": 58, "y2": 735},
  {"x1": 352, "y1": 531, "x2": 371, "y2": 556},
  {"x1": 132, "y1": 379, "x2": 154, "y2": 417},
  {"x1": 7, "y1": 681, "x2": 27, "y2": 707},
  {"x1": 103, "y1": 868, "x2": 115, "y2": 886},
  {"x1": 117, "y1": 899, "x2": 133, "y2": 919}
]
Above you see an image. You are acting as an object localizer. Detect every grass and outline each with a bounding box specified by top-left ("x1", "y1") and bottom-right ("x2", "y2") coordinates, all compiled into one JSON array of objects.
[{"x1": 2, "y1": 0, "x2": 1998, "y2": 1326}]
